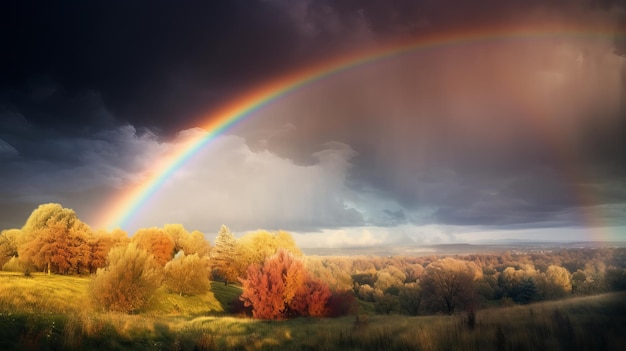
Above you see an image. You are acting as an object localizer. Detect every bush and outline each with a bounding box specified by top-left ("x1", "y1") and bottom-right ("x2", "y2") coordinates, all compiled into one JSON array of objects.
[
  {"x1": 327, "y1": 290, "x2": 357, "y2": 317},
  {"x1": 91, "y1": 243, "x2": 162, "y2": 313},
  {"x1": 1, "y1": 256, "x2": 23, "y2": 272},
  {"x1": 163, "y1": 253, "x2": 210, "y2": 296}
]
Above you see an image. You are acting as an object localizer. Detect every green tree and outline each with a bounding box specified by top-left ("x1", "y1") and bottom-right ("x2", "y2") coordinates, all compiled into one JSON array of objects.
[
  {"x1": 91, "y1": 243, "x2": 162, "y2": 313},
  {"x1": 515, "y1": 277, "x2": 540, "y2": 304},
  {"x1": 375, "y1": 294, "x2": 399, "y2": 315},
  {"x1": 399, "y1": 283, "x2": 422, "y2": 315}
]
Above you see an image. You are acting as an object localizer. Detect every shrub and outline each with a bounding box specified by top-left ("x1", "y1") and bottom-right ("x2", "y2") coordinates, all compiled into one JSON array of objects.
[
  {"x1": 2, "y1": 256, "x2": 23, "y2": 272},
  {"x1": 163, "y1": 253, "x2": 210, "y2": 296},
  {"x1": 327, "y1": 290, "x2": 357, "y2": 317},
  {"x1": 91, "y1": 243, "x2": 162, "y2": 313}
]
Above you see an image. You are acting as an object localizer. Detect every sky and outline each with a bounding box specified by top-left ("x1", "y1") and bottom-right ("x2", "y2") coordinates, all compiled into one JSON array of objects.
[{"x1": 1, "y1": 0, "x2": 626, "y2": 247}]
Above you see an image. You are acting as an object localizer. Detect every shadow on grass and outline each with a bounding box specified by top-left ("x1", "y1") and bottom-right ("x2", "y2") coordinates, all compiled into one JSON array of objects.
[
  {"x1": 209, "y1": 281, "x2": 243, "y2": 313},
  {"x1": 1, "y1": 292, "x2": 625, "y2": 351}
]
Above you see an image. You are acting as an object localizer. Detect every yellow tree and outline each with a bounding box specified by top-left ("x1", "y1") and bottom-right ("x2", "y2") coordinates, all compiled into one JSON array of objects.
[
  {"x1": 164, "y1": 224, "x2": 211, "y2": 257},
  {"x1": 420, "y1": 258, "x2": 482, "y2": 314},
  {"x1": 183, "y1": 230, "x2": 211, "y2": 257},
  {"x1": 212, "y1": 225, "x2": 238, "y2": 284},
  {"x1": 20, "y1": 203, "x2": 77, "y2": 244},
  {"x1": 234, "y1": 230, "x2": 302, "y2": 278},
  {"x1": 540, "y1": 265, "x2": 572, "y2": 299},
  {"x1": 164, "y1": 253, "x2": 211, "y2": 295}
]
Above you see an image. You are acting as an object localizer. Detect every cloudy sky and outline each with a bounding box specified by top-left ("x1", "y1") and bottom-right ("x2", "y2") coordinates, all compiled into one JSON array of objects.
[{"x1": 1, "y1": 1, "x2": 625, "y2": 247}]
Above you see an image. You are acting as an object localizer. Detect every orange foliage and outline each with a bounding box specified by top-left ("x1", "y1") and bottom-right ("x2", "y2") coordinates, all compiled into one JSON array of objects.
[
  {"x1": 88, "y1": 228, "x2": 130, "y2": 273},
  {"x1": 132, "y1": 227, "x2": 175, "y2": 266},
  {"x1": 19, "y1": 215, "x2": 92, "y2": 274},
  {"x1": 240, "y1": 249, "x2": 332, "y2": 320}
]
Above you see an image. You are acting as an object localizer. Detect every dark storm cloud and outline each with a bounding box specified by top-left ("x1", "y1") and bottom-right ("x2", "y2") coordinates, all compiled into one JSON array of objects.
[
  {"x1": 0, "y1": 0, "x2": 625, "y2": 238},
  {"x1": 2, "y1": 0, "x2": 620, "y2": 134},
  {"x1": 0, "y1": 115, "x2": 168, "y2": 229},
  {"x1": 0, "y1": 0, "x2": 305, "y2": 135}
]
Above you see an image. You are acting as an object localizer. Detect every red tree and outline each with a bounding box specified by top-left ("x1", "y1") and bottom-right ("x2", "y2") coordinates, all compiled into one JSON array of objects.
[{"x1": 240, "y1": 249, "x2": 332, "y2": 320}]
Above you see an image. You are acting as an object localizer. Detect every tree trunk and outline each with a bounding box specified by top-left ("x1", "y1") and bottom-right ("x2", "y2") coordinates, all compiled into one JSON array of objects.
[{"x1": 47, "y1": 261, "x2": 51, "y2": 275}]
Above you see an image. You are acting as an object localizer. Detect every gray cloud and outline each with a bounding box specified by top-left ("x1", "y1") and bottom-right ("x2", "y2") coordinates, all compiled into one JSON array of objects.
[
  {"x1": 235, "y1": 16, "x2": 626, "y2": 232},
  {"x1": 123, "y1": 133, "x2": 366, "y2": 234}
]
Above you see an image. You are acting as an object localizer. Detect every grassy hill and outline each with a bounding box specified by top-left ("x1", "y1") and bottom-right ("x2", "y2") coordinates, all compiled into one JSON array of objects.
[{"x1": 1, "y1": 271, "x2": 625, "y2": 350}]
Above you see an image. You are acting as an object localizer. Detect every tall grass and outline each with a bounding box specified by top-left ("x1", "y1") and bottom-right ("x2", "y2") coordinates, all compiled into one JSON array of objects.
[
  {"x1": 0, "y1": 272, "x2": 90, "y2": 314},
  {"x1": 1, "y1": 272, "x2": 624, "y2": 350}
]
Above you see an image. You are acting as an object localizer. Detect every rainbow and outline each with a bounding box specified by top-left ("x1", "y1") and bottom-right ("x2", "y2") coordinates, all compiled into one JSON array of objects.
[{"x1": 97, "y1": 23, "x2": 621, "y2": 235}]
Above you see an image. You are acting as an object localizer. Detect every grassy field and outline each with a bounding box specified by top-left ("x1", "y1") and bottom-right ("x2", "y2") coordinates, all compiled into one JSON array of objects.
[{"x1": 1, "y1": 272, "x2": 625, "y2": 350}]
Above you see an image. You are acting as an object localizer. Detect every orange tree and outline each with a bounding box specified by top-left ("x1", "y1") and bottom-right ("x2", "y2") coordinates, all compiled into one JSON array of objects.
[{"x1": 239, "y1": 249, "x2": 331, "y2": 320}]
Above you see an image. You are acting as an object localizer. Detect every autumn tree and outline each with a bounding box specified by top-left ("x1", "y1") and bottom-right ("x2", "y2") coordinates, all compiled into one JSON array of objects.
[
  {"x1": 304, "y1": 257, "x2": 353, "y2": 291},
  {"x1": 212, "y1": 225, "x2": 238, "y2": 284},
  {"x1": 21, "y1": 203, "x2": 76, "y2": 238},
  {"x1": 539, "y1": 265, "x2": 572, "y2": 299},
  {"x1": 239, "y1": 249, "x2": 331, "y2": 320},
  {"x1": 164, "y1": 253, "x2": 211, "y2": 295},
  {"x1": 182, "y1": 230, "x2": 211, "y2": 257},
  {"x1": 374, "y1": 266, "x2": 406, "y2": 294},
  {"x1": 0, "y1": 229, "x2": 21, "y2": 267},
  {"x1": 234, "y1": 230, "x2": 302, "y2": 275},
  {"x1": 421, "y1": 258, "x2": 482, "y2": 314},
  {"x1": 163, "y1": 224, "x2": 211, "y2": 257},
  {"x1": 91, "y1": 243, "x2": 162, "y2": 313},
  {"x1": 131, "y1": 227, "x2": 175, "y2": 266},
  {"x1": 88, "y1": 228, "x2": 130, "y2": 273},
  {"x1": 19, "y1": 207, "x2": 93, "y2": 275}
]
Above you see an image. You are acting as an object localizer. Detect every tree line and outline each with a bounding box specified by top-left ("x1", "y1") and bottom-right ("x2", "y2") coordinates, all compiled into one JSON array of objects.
[
  {"x1": 0, "y1": 203, "x2": 348, "y2": 318},
  {"x1": 1, "y1": 203, "x2": 625, "y2": 319}
]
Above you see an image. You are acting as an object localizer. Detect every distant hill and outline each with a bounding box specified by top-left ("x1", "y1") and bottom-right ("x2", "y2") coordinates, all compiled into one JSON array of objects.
[{"x1": 302, "y1": 241, "x2": 626, "y2": 256}]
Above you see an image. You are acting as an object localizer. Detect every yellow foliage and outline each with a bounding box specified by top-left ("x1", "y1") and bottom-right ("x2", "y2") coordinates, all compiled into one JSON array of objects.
[{"x1": 235, "y1": 230, "x2": 302, "y2": 278}]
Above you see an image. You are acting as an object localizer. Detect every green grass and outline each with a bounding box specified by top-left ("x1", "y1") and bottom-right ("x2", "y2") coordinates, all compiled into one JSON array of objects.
[
  {"x1": 145, "y1": 286, "x2": 225, "y2": 316},
  {"x1": 209, "y1": 281, "x2": 243, "y2": 313},
  {"x1": 1, "y1": 271, "x2": 625, "y2": 350}
]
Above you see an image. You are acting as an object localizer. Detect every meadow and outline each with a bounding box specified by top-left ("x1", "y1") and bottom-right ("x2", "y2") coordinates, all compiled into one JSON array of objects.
[{"x1": 1, "y1": 271, "x2": 625, "y2": 351}]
